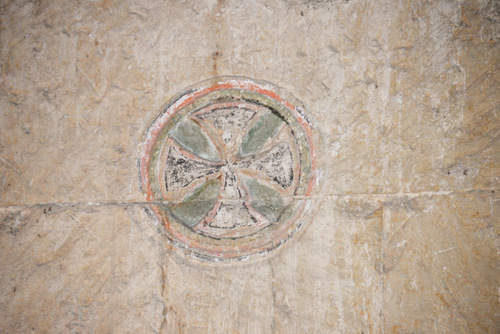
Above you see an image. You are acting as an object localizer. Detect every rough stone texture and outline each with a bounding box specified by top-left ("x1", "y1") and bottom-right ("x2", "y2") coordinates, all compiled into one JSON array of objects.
[
  {"x1": 0, "y1": 0, "x2": 498, "y2": 333},
  {"x1": 0, "y1": 205, "x2": 164, "y2": 332}
]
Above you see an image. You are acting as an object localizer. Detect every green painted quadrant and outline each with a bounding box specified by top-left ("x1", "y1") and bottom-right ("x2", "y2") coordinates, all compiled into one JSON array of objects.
[
  {"x1": 243, "y1": 177, "x2": 285, "y2": 222},
  {"x1": 240, "y1": 112, "x2": 284, "y2": 157},
  {"x1": 170, "y1": 120, "x2": 221, "y2": 162},
  {"x1": 170, "y1": 178, "x2": 220, "y2": 227}
]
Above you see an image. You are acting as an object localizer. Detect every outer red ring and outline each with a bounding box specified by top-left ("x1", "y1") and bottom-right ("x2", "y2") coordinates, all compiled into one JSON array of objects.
[{"x1": 140, "y1": 77, "x2": 318, "y2": 261}]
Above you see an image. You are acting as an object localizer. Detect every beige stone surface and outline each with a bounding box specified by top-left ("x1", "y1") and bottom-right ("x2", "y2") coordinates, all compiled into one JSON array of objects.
[
  {"x1": 0, "y1": 205, "x2": 164, "y2": 332},
  {"x1": 1, "y1": 0, "x2": 499, "y2": 333},
  {"x1": 382, "y1": 191, "x2": 499, "y2": 332}
]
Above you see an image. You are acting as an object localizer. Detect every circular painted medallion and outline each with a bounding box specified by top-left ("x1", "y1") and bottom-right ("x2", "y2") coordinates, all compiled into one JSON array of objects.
[{"x1": 140, "y1": 77, "x2": 320, "y2": 261}]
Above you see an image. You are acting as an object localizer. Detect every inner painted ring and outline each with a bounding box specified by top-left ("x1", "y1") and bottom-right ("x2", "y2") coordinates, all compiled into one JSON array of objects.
[{"x1": 158, "y1": 99, "x2": 300, "y2": 239}]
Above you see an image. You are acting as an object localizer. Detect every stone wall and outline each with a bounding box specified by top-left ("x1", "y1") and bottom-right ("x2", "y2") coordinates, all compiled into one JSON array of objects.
[{"x1": 0, "y1": 0, "x2": 498, "y2": 332}]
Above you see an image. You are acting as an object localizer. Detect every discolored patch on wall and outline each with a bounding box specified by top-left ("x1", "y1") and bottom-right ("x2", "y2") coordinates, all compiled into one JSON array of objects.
[{"x1": 140, "y1": 77, "x2": 323, "y2": 262}]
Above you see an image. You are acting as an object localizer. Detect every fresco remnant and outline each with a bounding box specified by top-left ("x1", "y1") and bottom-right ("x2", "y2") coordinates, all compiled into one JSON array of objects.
[{"x1": 140, "y1": 77, "x2": 320, "y2": 261}]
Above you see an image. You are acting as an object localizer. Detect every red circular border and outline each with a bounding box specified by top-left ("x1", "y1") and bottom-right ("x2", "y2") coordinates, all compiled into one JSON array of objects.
[{"x1": 140, "y1": 77, "x2": 318, "y2": 261}]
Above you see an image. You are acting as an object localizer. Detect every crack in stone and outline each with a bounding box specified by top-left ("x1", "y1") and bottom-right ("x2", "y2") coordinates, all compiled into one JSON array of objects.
[{"x1": 1, "y1": 188, "x2": 498, "y2": 210}]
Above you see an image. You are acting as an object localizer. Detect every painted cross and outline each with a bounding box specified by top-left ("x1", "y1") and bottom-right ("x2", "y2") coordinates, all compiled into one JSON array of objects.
[
  {"x1": 164, "y1": 101, "x2": 299, "y2": 239},
  {"x1": 141, "y1": 77, "x2": 320, "y2": 261}
]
